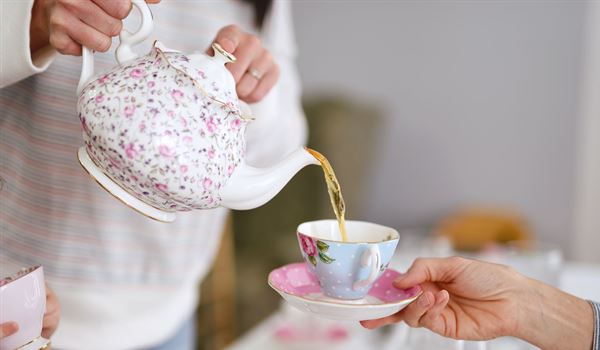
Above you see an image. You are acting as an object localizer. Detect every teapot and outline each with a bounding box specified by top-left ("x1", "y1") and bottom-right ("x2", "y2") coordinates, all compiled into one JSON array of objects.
[{"x1": 76, "y1": 0, "x2": 318, "y2": 222}]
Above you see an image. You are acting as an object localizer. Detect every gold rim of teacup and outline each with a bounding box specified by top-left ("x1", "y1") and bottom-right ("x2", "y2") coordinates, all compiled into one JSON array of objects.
[
  {"x1": 0, "y1": 265, "x2": 42, "y2": 287},
  {"x1": 297, "y1": 220, "x2": 400, "y2": 244}
]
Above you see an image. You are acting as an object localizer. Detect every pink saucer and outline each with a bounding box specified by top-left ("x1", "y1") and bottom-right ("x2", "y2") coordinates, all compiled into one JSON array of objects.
[{"x1": 268, "y1": 263, "x2": 422, "y2": 320}]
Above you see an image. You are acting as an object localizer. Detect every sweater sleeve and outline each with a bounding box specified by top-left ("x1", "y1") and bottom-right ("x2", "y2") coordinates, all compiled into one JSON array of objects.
[
  {"x1": 0, "y1": 0, "x2": 56, "y2": 88},
  {"x1": 242, "y1": 0, "x2": 308, "y2": 168},
  {"x1": 591, "y1": 300, "x2": 600, "y2": 350}
]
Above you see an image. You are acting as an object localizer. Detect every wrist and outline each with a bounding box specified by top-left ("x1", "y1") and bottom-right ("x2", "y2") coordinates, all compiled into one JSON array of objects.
[
  {"x1": 514, "y1": 277, "x2": 594, "y2": 350},
  {"x1": 512, "y1": 276, "x2": 542, "y2": 340},
  {"x1": 30, "y1": 0, "x2": 50, "y2": 55}
]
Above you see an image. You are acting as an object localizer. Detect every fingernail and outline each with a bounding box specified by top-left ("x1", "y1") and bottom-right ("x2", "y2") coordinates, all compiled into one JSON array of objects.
[
  {"x1": 438, "y1": 290, "x2": 449, "y2": 303},
  {"x1": 418, "y1": 293, "x2": 431, "y2": 307},
  {"x1": 359, "y1": 321, "x2": 373, "y2": 329},
  {"x1": 219, "y1": 37, "x2": 235, "y2": 52}
]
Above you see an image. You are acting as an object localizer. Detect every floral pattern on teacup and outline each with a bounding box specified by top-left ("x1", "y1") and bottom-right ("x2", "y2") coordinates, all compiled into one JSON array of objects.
[
  {"x1": 298, "y1": 233, "x2": 335, "y2": 267},
  {"x1": 78, "y1": 43, "x2": 247, "y2": 211}
]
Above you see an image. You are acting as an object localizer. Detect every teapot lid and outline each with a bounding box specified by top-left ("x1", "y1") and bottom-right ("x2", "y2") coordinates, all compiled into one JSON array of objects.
[{"x1": 153, "y1": 41, "x2": 253, "y2": 121}]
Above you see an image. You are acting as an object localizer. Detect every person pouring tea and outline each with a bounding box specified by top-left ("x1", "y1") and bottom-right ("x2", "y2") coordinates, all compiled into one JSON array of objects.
[
  {"x1": 361, "y1": 256, "x2": 600, "y2": 350},
  {"x1": 0, "y1": 0, "x2": 306, "y2": 348}
]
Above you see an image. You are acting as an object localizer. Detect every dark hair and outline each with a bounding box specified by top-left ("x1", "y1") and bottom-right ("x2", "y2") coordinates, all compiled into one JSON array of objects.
[{"x1": 242, "y1": 0, "x2": 273, "y2": 29}]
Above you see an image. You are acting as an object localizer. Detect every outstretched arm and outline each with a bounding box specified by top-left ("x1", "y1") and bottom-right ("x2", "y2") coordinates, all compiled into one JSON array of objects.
[{"x1": 361, "y1": 257, "x2": 596, "y2": 350}]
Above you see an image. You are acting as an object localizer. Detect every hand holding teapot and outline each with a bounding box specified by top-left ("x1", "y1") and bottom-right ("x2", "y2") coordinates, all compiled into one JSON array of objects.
[
  {"x1": 29, "y1": 0, "x2": 161, "y2": 56},
  {"x1": 76, "y1": 0, "x2": 318, "y2": 222},
  {"x1": 211, "y1": 25, "x2": 280, "y2": 103}
]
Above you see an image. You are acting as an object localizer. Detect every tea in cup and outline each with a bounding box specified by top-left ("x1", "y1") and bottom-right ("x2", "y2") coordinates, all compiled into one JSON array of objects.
[
  {"x1": 297, "y1": 220, "x2": 399, "y2": 300},
  {"x1": 0, "y1": 266, "x2": 47, "y2": 350}
]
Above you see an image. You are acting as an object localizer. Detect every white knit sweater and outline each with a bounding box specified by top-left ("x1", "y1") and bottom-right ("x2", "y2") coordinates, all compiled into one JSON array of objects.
[{"x1": 0, "y1": 1, "x2": 306, "y2": 348}]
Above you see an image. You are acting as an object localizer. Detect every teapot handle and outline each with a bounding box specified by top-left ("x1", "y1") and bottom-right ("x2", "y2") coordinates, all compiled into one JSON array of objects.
[{"x1": 77, "y1": 0, "x2": 154, "y2": 95}]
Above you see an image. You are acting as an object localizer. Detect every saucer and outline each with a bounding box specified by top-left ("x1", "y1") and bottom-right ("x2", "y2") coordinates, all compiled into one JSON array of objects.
[{"x1": 268, "y1": 263, "x2": 421, "y2": 321}]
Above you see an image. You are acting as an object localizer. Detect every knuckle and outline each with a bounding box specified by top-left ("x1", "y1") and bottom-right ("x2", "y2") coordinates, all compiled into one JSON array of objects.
[
  {"x1": 96, "y1": 36, "x2": 112, "y2": 52},
  {"x1": 113, "y1": 1, "x2": 132, "y2": 19},
  {"x1": 448, "y1": 256, "x2": 465, "y2": 266},
  {"x1": 222, "y1": 24, "x2": 240, "y2": 33},
  {"x1": 247, "y1": 34, "x2": 261, "y2": 47},
  {"x1": 59, "y1": 0, "x2": 79, "y2": 12},
  {"x1": 262, "y1": 50, "x2": 273, "y2": 62},
  {"x1": 57, "y1": 0, "x2": 73, "y2": 10},
  {"x1": 413, "y1": 257, "x2": 426, "y2": 267},
  {"x1": 248, "y1": 91, "x2": 263, "y2": 103},
  {"x1": 67, "y1": 42, "x2": 81, "y2": 56},
  {"x1": 107, "y1": 20, "x2": 123, "y2": 36},
  {"x1": 236, "y1": 86, "x2": 249, "y2": 98},
  {"x1": 60, "y1": 43, "x2": 79, "y2": 56},
  {"x1": 405, "y1": 317, "x2": 419, "y2": 328},
  {"x1": 49, "y1": 34, "x2": 66, "y2": 50},
  {"x1": 49, "y1": 13, "x2": 66, "y2": 31}
]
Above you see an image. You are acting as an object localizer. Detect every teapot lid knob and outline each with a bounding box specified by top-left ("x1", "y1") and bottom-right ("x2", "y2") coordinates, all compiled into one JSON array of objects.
[{"x1": 212, "y1": 43, "x2": 237, "y2": 65}]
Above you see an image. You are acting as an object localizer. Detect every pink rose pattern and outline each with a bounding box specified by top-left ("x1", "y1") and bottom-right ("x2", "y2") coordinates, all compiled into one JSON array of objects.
[
  {"x1": 78, "y1": 43, "x2": 247, "y2": 211},
  {"x1": 298, "y1": 233, "x2": 335, "y2": 267},
  {"x1": 299, "y1": 233, "x2": 317, "y2": 257}
]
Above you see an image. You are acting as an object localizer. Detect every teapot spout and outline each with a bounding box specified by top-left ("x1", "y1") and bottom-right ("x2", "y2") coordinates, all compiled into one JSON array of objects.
[{"x1": 219, "y1": 147, "x2": 319, "y2": 210}]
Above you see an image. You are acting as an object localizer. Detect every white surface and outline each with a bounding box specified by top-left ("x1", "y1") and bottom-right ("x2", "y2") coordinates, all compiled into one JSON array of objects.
[
  {"x1": 227, "y1": 305, "x2": 379, "y2": 350},
  {"x1": 293, "y1": 1, "x2": 586, "y2": 257},
  {"x1": 560, "y1": 262, "x2": 600, "y2": 301}
]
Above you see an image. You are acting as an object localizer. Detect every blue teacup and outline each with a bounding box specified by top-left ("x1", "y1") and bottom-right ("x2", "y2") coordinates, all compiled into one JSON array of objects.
[{"x1": 297, "y1": 220, "x2": 400, "y2": 300}]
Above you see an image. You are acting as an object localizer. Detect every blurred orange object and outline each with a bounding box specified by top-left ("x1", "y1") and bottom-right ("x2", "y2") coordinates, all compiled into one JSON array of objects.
[{"x1": 435, "y1": 207, "x2": 532, "y2": 251}]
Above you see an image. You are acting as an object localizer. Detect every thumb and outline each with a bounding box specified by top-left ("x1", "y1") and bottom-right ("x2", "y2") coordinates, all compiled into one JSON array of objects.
[
  {"x1": 0, "y1": 322, "x2": 19, "y2": 338},
  {"x1": 394, "y1": 257, "x2": 468, "y2": 289}
]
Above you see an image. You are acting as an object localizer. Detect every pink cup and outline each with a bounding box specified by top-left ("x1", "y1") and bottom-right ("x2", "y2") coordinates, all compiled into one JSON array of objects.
[{"x1": 0, "y1": 266, "x2": 46, "y2": 350}]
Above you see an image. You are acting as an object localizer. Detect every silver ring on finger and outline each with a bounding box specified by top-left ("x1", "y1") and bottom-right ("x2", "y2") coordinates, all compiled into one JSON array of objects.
[{"x1": 247, "y1": 68, "x2": 263, "y2": 80}]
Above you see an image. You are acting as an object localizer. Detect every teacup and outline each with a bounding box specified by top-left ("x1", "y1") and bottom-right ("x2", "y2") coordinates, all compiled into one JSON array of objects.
[
  {"x1": 0, "y1": 266, "x2": 46, "y2": 350},
  {"x1": 297, "y1": 220, "x2": 400, "y2": 300}
]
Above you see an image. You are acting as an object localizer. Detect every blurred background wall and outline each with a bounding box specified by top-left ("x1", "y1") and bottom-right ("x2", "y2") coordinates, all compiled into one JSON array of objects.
[{"x1": 292, "y1": 0, "x2": 587, "y2": 256}]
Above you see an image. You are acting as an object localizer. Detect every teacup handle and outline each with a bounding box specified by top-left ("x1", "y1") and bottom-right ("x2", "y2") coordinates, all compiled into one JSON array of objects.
[
  {"x1": 353, "y1": 245, "x2": 381, "y2": 291},
  {"x1": 77, "y1": 0, "x2": 154, "y2": 95}
]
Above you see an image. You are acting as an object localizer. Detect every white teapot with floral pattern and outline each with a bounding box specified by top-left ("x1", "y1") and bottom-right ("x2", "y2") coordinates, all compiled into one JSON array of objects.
[{"x1": 76, "y1": 0, "x2": 317, "y2": 222}]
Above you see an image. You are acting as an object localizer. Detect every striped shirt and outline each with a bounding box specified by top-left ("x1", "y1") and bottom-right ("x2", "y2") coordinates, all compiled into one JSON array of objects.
[{"x1": 0, "y1": 1, "x2": 306, "y2": 349}]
